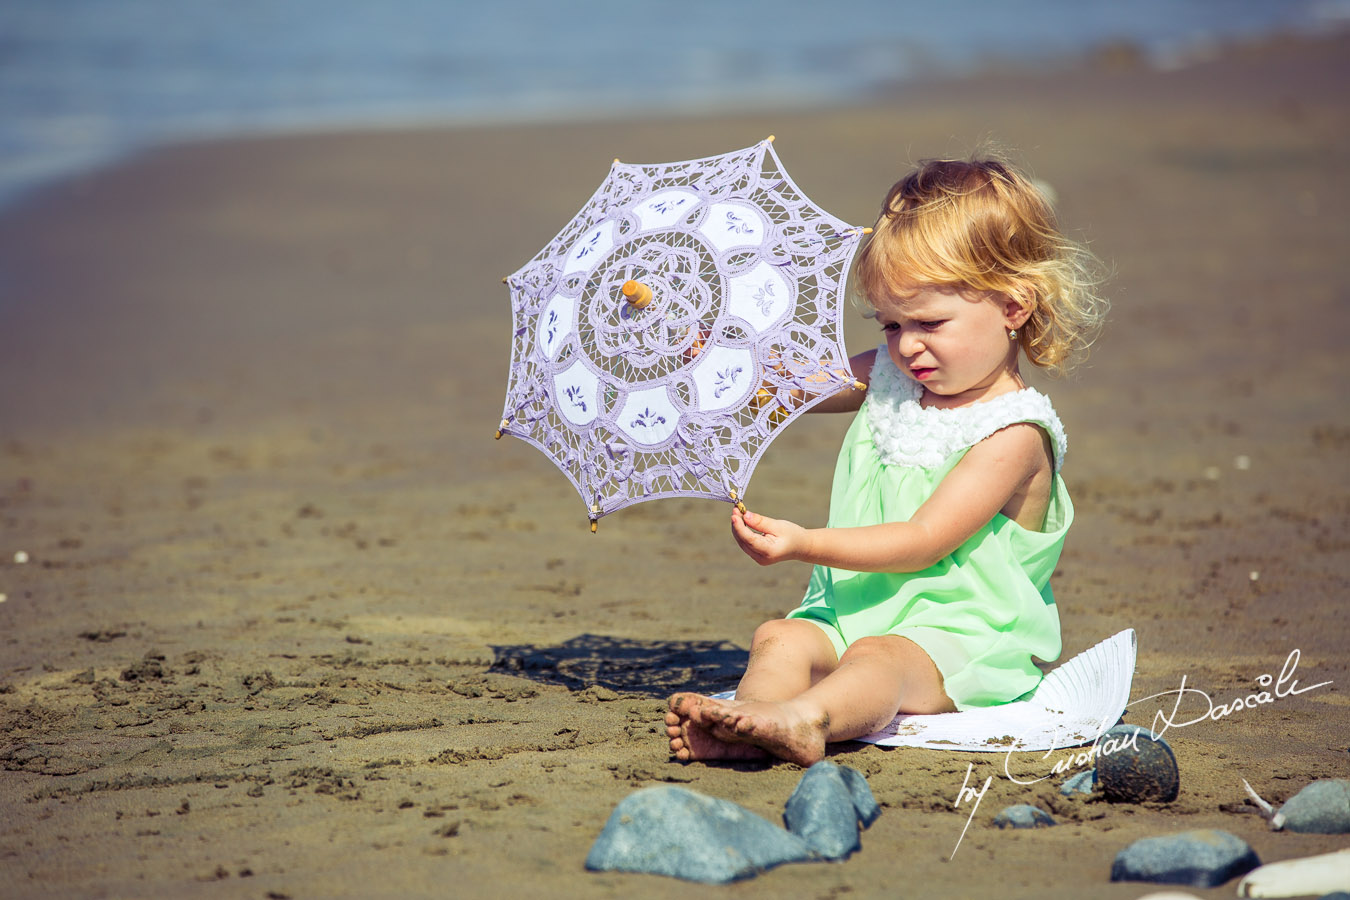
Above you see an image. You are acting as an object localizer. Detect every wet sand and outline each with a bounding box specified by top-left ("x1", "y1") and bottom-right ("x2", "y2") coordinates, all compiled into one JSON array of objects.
[{"x1": 1, "y1": 34, "x2": 1348, "y2": 899}]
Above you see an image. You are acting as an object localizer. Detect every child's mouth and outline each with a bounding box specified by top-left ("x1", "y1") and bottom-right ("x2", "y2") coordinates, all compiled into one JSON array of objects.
[{"x1": 911, "y1": 366, "x2": 936, "y2": 381}]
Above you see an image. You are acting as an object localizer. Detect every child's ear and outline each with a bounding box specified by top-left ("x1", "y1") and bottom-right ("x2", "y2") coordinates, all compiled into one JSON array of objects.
[{"x1": 998, "y1": 291, "x2": 1033, "y2": 329}]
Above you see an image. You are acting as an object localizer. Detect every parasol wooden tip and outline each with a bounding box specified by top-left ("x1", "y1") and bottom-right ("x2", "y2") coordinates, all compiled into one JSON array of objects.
[
  {"x1": 861, "y1": 227, "x2": 873, "y2": 235},
  {"x1": 495, "y1": 418, "x2": 509, "y2": 439},
  {"x1": 736, "y1": 501, "x2": 747, "y2": 514},
  {"x1": 853, "y1": 380, "x2": 868, "y2": 391},
  {"x1": 590, "y1": 520, "x2": 598, "y2": 533},
  {"x1": 621, "y1": 279, "x2": 653, "y2": 309},
  {"x1": 502, "y1": 276, "x2": 509, "y2": 284},
  {"x1": 766, "y1": 134, "x2": 776, "y2": 143}
]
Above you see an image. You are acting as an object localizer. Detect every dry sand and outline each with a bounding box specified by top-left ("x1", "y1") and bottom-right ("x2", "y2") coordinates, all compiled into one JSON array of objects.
[{"x1": 1, "y1": 34, "x2": 1347, "y2": 900}]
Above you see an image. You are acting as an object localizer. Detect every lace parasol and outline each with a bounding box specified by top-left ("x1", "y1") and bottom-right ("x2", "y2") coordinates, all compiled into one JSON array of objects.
[{"x1": 498, "y1": 137, "x2": 869, "y2": 530}]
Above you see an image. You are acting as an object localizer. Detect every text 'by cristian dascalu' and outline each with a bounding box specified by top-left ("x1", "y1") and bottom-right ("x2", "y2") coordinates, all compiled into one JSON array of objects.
[{"x1": 948, "y1": 649, "x2": 1332, "y2": 858}]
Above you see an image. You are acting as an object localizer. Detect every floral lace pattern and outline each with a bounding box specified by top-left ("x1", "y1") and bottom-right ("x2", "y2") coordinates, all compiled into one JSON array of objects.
[{"x1": 865, "y1": 347, "x2": 1067, "y2": 471}]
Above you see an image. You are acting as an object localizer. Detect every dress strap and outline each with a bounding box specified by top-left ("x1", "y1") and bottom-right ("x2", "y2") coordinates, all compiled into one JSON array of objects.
[{"x1": 865, "y1": 347, "x2": 1068, "y2": 471}]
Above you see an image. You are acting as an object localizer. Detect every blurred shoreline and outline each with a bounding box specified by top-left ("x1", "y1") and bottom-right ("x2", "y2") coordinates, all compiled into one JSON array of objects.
[{"x1": 2, "y1": 7, "x2": 1344, "y2": 214}]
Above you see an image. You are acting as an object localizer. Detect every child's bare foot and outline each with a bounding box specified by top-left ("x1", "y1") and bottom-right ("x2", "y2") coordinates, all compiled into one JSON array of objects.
[
  {"x1": 665, "y1": 693, "x2": 767, "y2": 762},
  {"x1": 707, "y1": 700, "x2": 828, "y2": 767}
]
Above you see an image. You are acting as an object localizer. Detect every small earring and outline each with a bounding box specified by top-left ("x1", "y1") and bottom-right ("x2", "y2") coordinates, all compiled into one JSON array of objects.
[{"x1": 1008, "y1": 328, "x2": 1018, "y2": 341}]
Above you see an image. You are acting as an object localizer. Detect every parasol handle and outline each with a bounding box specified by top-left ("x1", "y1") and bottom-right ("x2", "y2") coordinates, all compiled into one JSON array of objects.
[{"x1": 621, "y1": 280, "x2": 653, "y2": 309}]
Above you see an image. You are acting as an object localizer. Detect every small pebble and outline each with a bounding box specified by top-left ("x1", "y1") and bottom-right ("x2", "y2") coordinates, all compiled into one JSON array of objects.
[
  {"x1": 1110, "y1": 829, "x2": 1260, "y2": 887},
  {"x1": 586, "y1": 785, "x2": 812, "y2": 883},
  {"x1": 1061, "y1": 770, "x2": 1095, "y2": 796},
  {"x1": 1249, "y1": 571, "x2": 1260, "y2": 582},
  {"x1": 993, "y1": 804, "x2": 1055, "y2": 829},
  {"x1": 782, "y1": 762, "x2": 879, "y2": 860},
  {"x1": 1203, "y1": 466, "x2": 1221, "y2": 481},
  {"x1": 0, "y1": 593, "x2": 7, "y2": 603},
  {"x1": 1273, "y1": 779, "x2": 1350, "y2": 834},
  {"x1": 1235, "y1": 455, "x2": 1251, "y2": 470},
  {"x1": 1096, "y1": 723, "x2": 1179, "y2": 803},
  {"x1": 13, "y1": 550, "x2": 28, "y2": 564}
]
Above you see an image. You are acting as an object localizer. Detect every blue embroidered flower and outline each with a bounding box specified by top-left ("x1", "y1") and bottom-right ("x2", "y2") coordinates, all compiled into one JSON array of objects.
[
  {"x1": 575, "y1": 230, "x2": 603, "y2": 259},
  {"x1": 752, "y1": 280, "x2": 776, "y2": 316},
  {"x1": 652, "y1": 197, "x2": 688, "y2": 215},
  {"x1": 725, "y1": 210, "x2": 755, "y2": 235},
  {"x1": 713, "y1": 366, "x2": 743, "y2": 398},
  {"x1": 631, "y1": 408, "x2": 666, "y2": 429}
]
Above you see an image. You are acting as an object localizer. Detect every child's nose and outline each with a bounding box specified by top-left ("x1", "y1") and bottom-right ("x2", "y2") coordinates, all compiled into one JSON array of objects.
[{"x1": 899, "y1": 330, "x2": 925, "y2": 357}]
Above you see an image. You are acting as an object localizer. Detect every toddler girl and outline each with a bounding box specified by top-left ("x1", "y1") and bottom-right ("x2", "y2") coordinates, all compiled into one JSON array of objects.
[{"x1": 666, "y1": 156, "x2": 1107, "y2": 765}]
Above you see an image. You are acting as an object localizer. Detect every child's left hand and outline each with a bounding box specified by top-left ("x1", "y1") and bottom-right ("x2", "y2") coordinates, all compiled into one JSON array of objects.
[{"x1": 731, "y1": 507, "x2": 808, "y2": 566}]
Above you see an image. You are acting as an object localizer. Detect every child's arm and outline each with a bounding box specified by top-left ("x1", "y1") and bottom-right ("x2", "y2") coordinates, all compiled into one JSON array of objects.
[
  {"x1": 782, "y1": 349, "x2": 877, "y2": 414},
  {"x1": 732, "y1": 422, "x2": 1050, "y2": 572}
]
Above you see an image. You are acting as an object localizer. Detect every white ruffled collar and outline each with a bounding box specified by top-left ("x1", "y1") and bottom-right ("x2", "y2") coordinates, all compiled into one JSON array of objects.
[{"x1": 864, "y1": 347, "x2": 1067, "y2": 471}]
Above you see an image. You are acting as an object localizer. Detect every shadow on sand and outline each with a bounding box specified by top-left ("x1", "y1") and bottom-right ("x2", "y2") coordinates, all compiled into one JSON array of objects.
[{"x1": 490, "y1": 633, "x2": 748, "y2": 698}]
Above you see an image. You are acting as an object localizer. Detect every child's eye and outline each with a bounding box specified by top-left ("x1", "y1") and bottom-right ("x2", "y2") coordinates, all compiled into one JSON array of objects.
[
  {"x1": 920, "y1": 320, "x2": 944, "y2": 331},
  {"x1": 881, "y1": 321, "x2": 900, "y2": 332}
]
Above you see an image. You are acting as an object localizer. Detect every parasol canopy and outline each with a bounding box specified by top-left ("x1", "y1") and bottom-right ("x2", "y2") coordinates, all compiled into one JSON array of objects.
[{"x1": 498, "y1": 137, "x2": 869, "y2": 530}]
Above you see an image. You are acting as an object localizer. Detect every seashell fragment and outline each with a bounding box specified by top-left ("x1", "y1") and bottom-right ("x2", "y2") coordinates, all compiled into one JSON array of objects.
[{"x1": 1235, "y1": 847, "x2": 1350, "y2": 898}]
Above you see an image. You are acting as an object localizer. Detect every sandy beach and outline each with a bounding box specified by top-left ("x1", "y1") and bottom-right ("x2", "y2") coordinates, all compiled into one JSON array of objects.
[{"x1": 1, "y1": 33, "x2": 1348, "y2": 899}]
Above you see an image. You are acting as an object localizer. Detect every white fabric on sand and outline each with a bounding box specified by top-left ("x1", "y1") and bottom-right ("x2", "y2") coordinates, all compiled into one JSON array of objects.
[{"x1": 862, "y1": 629, "x2": 1137, "y2": 752}]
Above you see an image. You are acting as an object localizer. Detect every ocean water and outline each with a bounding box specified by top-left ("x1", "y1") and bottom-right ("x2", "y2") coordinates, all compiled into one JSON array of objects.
[{"x1": 0, "y1": 0, "x2": 1343, "y2": 209}]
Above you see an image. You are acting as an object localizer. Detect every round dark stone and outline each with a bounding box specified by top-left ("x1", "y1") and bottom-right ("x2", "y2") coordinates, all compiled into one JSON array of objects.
[{"x1": 1095, "y1": 723, "x2": 1179, "y2": 803}]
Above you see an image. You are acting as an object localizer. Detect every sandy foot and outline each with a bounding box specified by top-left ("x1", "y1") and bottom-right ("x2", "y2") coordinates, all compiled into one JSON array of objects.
[
  {"x1": 709, "y1": 700, "x2": 829, "y2": 767},
  {"x1": 665, "y1": 693, "x2": 767, "y2": 762}
]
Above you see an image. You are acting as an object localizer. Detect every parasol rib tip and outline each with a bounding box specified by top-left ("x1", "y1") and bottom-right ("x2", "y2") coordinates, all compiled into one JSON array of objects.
[
  {"x1": 590, "y1": 520, "x2": 598, "y2": 533},
  {"x1": 766, "y1": 134, "x2": 776, "y2": 143},
  {"x1": 853, "y1": 380, "x2": 868, "y2": 391}
]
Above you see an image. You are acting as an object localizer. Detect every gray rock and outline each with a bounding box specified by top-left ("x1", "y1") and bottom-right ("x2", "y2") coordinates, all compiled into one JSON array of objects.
[
  {"x1": 993, "y1": 804, "x2": 1055, "y2": 829},
  {"x1": 1317, "y1": 893, "x2": 1350, "y2": 900},
  {"x1": 1061, "y1": 770, "x2": 1095, "y2": 796},
  {"x1": 781, "y1": 762, "x2": 879, "y2": 860},
  {"x1": 585, "y1": 785, "x2": 813, "y2": 883},
  {"x1": 1096, "y1": 723, "x2": 1179, "y2": 803},
  {"x1": 1110, "y1": 829, "x2": 1260, "y2": 887},
  {"x1": 836, "y1": 764, "x2": 882, "y2": 827},
  {"x1": 1274, "y1": 779, "x2": 1350, "y2": 834}
]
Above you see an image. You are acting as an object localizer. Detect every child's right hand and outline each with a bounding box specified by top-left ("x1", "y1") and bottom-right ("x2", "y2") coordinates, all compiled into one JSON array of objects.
[{"x1": 731, "y1": 507, "x2": 808, "y2": 566}]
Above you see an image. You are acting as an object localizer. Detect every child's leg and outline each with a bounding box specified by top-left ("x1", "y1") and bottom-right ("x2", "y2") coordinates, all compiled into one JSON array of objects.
[
  {"x1": 709, "y1": 634, "x2": 955, "y2": 766},
  {"x1": 734, "y1": 618, "x2": 842, "y2": 701},
  {"x1": 666, "y1": 618, "x2": 838, "y2": 762}
]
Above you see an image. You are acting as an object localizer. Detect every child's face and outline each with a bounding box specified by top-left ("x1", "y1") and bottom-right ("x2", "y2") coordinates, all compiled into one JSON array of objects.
[{"x1": 874, "y1": 285, "x2": 1024, "y2": 402}]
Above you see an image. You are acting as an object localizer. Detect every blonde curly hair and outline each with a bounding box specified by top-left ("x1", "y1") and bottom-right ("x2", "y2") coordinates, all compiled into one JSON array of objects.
[{"x1": 854, "y1": 156, "x2": 1108, "y2": 375}]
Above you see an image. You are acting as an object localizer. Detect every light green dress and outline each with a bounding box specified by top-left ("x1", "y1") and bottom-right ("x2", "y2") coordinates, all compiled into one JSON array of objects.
[{"x1": 787, "y1": 348, "x2": 1073, "y2": 710}]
